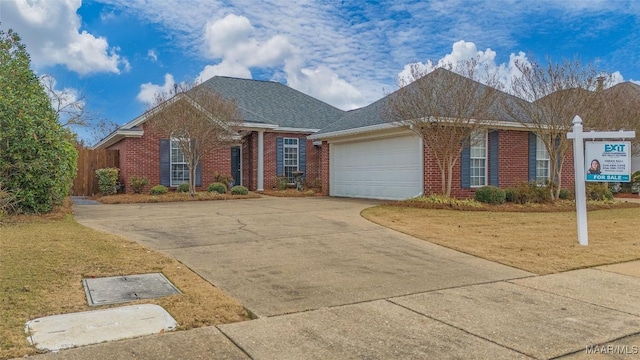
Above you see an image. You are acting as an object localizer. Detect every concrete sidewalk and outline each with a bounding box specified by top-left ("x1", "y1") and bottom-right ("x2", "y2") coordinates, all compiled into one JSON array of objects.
[
  {"x1": 27, "y1": 263, "x2": 640, "y2": 360},
  {"x1": 24, "y1": 197, "x2": 640, "y2": 359}
]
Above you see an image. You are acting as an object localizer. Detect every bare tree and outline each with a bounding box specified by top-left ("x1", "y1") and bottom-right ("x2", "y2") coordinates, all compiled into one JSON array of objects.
[
  {"x1": 382, "y1": 58, "x2": 502, "y2": 197},
  {"x1": 586, "y1": 81, "x2": 640, "y2": 156},
  {"x1": 148, "y1": 81, "x2": 242, "y2": 196},
  {"x1": 505, "y1": 56, "x2": 603, "y2": 199},
  {"x1": 40, "y1": 74, "x2": 94, "y2": 128}
]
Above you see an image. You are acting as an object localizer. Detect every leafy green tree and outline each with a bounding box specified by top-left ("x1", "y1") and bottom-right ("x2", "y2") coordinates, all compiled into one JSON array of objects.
[{"x1": 0, "y1": 27, "x2": 77, "y2": 213}]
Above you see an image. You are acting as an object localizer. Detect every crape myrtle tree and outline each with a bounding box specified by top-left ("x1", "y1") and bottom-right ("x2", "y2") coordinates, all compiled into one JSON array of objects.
[
  {"x1": 586, "y1": 81, "x2": 640, "y2": 156},
  {"x1": 0, "y1": 27, "x2": 77, "y2": 213},
  {"x1": 148, "y1": 81, "x2": 242, "y2": 196},
  {"x1": 504, "y1": 56, "x2": 604, "y2": 200},
  {"x1": 382, "y1": 58, "x2": 502, "y2": 197}
]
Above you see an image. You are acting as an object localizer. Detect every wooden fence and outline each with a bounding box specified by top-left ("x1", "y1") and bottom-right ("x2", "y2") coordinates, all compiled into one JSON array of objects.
[{"x1": 72, "y1": 148, "x2": 120, "y2": 196}]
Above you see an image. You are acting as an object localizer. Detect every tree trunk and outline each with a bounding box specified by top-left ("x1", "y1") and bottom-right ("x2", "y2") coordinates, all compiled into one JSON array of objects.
[
  {"x1": 443, "y1": 160, "x2": 452, "y2": 197},
  {"x1": 555, "y1": 160, "x2": 564, "y2": 199},
  {"x1": 189, "y1": 164, "x2": 196, "y2": 197}
]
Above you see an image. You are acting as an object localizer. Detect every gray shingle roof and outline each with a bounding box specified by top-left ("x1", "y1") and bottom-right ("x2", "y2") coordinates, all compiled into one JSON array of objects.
[
  {"x1": 315, "y1": 68, "x2": 534, "y2": 136},
  {"x1": 199, "y1": 76, "x2": 345, "y2": 129}
]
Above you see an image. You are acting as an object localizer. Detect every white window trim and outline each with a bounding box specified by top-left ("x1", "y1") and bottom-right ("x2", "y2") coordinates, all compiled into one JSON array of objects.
[
  {"x1": 469, "y1": 130, "x2": 488, "y2": 188},
  {"x1": 283, "y1": 138, "x2": 299, "y2": 183},
  {"x1": 170, "y1": 138, "x2": 189, "y2": 187},
  {"x1": 536, "y1": 135, "x2": 550, "y2": 183}
]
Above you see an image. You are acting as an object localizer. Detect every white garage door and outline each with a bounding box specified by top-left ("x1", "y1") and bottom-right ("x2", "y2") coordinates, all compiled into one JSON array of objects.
[{"x1": 330, "y1": 135, "x2": 423, "y2": 200}]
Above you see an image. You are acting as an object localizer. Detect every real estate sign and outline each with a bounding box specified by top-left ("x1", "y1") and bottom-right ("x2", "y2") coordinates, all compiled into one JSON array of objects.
[{"x1": 585, "y1": 141, "x2": 631, "y2": 182}]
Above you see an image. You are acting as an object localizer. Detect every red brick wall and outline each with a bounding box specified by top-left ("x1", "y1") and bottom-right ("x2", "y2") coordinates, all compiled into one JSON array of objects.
[
  {"x1": 422, "y1": 144, "x2": 476, "y2": 198},
  {"x1": 109, "y1": 122, "x2": 231, "y2": 193},
  {"x1": 242, "y1": 132, "x2": 256, "y2": 190},
  {"x1": 237, "y1": 131, "x2": 317, "y2": 191},
  {"x1": 320, "y1": 141, "x2": 330, "y2": 195},
  {"x1": 422, "y1": 129, "x2": 576, "y2": 199},
  {"x1": 560, "y1": 147, "x2": 575, "y2": 189},
  {"x1": 497, "y1": 130, "x2": 530, "y2": 188},
  {"x1": 306, "y1": 140, "x2": 321, "y2": 188},
  {"x1": 261, "y1": 132, "x2": 314, "y2": 190}
]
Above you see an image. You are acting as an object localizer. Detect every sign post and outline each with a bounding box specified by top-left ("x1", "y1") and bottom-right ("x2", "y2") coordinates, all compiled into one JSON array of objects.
[{"x1": 567, "y1": 115, "x2": 635, "y2": 246}]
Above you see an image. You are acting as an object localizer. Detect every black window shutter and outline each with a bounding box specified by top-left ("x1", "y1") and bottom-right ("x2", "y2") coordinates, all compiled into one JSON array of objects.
[
  {"x1": 299, "y1": 139, "x2": 306, "y2": 179},
  {"x1": 489, "y1": 131, "x2": 499, "y2": 186},
  {"x1": 195, "y1": 162, "x2": 202, "y2": 187},
  {"x1": 276, "y1": 137, "x2": 284, "y2": 176},
  {"x1": 160, "y1": 139, "x2": 170, "y2": 186},
  {"x1": 460, "y1": 139, "x2": 471, "y2": 189},
  {"x1": 528, "y1": 132, "x2": 537, "y2": 182}
]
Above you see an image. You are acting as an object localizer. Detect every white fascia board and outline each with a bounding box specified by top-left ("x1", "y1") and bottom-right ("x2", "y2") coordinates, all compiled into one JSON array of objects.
[
  {"x1": 92, "y1": 129, "x2": 143, "y2": 149},
  {"x1": 271, "y1": 127, "x2": 320, "y2": 134},
  {"x1": 309, "y1": 122, "x2": 401, "y2": 140},
  {"x1": 238, "y1": 122, "x2": 279, "y2": 131},
  {"x1": 310, "y1": 117, "x2": 536, "y2": 142}
]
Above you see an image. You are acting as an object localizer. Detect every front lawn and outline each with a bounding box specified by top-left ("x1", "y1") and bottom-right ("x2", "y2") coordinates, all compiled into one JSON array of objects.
[
  {"x1": 362, "y1": 204, "x2": 640, "y2": 275},
  {"x1": 0, "y1": 210, "x2": 249, "y2": 359}
]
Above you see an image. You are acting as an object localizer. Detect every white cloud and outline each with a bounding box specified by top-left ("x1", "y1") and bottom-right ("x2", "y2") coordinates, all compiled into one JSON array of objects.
[
  {"x1": 0, "y1": 0, "x2": 125, "y2": 75},
  {"x1": 148, "y1": 49, "x2": 158, "y2": 62},
  {"x1": 397, "y1": 40, "x2": 531, "y2": 92},
  {"x1": 204, "y1": 14, "x2": 253, "y2": 58},
  {"x1": 197, "y1": 61, "x2": 252, "y2": 81},
  {"x1": 609, "y1": 71, "x2": 625, "y2": 86},
  {"x1": 284, "y1": 60, "x2": 365, "y2": 110},
  {"x1": 195, "y1": 14, "x2": 365, "y2": 110},
  {"x1": 198, "y1": 14, "x2": 294, "y2": 80},
  {"x1": 136, "y1": 73, "x2": 176, "y2": 106}
]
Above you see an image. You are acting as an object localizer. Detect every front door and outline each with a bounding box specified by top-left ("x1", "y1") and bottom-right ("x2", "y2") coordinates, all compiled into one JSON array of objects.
[{"x1": 231, "y1": 146, "x2": 241, "y2": 186}]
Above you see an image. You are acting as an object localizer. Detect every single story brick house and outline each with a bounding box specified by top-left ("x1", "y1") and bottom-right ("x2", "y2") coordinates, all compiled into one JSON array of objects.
[
  {"x1": 310, "y1": 69, "x2": 576, "y2": 199},
  {"x1": 95, "y1": 69, "x2": 591, "y2": 200},
  {"x1": 94, "y1": 76, "x2": 345, "y2": 193}
]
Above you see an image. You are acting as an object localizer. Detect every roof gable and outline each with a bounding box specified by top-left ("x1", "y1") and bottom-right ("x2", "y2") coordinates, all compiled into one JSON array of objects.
[{"x1": 315, "y1": 68, "x2": 532, "y2": 136}]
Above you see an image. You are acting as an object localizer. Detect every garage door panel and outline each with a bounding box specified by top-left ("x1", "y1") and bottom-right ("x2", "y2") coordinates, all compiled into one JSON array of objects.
[{"x1": 330, "y1": 135, "x2": 422, "y2": 200}]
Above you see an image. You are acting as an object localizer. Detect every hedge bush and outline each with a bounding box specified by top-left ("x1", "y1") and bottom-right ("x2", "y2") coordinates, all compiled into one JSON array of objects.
[
  {"x1": 275, "y1": 176, "x2": 288, "y2": 191},
  {"x1": 176, "y1": 183, "x2": 190, "y2": 193},
  {"x1": 586, "y1": 182, "x2": 613, "y2": 201},
  {"x1": 207, "y1": 182, "x2": 227, "y2": 194},
  {"x1": 150, "y1": 185, "x2": 168, "y2": 195},
  {"x1": 474, "y1": 186, "x2": 506, "y2": 204},
  {"x1": 129, "y1": 175, "x2": 149, "y2": 194},
  {"x1": 618, "y1": 171, "x2": 640, "y2": 193},
  {"x1": 504, "y1": 182, "x2": 551, "y2": 204},
  {"x1": 213, "y1": 172, "x2": 234, "y2": 187},
  {"x1": 230, "y1": 185, "x2": 249, "y2": 195},
  {"x1": 96, "y1": 168, "x2": 119, "y2": 196},
  {"x1": 558, "y1": 189, "x2": 572, "y2": 200}
]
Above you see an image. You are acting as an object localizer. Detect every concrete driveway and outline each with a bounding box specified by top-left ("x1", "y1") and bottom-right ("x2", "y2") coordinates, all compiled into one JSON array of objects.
[
  {"x1": 74, "y1": 197, "x2": 530, "y2": 317},
  {"x1": 68, "y1": 197, "x2": 640, "y2": 359}
]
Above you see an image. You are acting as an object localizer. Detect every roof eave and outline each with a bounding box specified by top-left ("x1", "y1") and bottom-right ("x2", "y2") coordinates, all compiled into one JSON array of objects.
[{"x1": 93, "y1": 129, "x2": 144, "y2": 149}]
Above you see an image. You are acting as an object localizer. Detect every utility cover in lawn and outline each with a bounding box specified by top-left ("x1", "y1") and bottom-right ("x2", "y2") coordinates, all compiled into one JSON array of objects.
[{"x1": 82, "y1": 273, "x2": 181, "y2": 306}]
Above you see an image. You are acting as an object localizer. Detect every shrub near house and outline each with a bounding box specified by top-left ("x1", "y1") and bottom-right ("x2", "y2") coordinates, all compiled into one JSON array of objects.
[{"x1": 0, "y1": 29, "x2": 77, "y2": 213}]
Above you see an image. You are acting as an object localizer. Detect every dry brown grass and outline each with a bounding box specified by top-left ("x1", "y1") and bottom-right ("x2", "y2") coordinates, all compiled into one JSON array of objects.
[
  {"x1": 95, "y1": 191, "x2": 260, "y2": 204},
  {"x1": 362, "y1": 205, "x2": 640, "y2": 275},
  {"x1": 0, "y1": 214, "x2": 248, "y2": 359}
]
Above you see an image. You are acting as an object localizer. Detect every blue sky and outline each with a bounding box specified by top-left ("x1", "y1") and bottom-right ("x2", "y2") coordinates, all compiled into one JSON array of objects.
[{"x1": 1, "y1": 0, "x2": 639, "y2": 143}]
